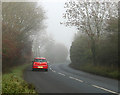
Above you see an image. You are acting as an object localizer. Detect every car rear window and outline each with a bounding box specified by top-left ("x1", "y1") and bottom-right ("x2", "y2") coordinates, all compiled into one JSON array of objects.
[{"x1": 34, "y1": 59, "x2": 47, "y2": 62}]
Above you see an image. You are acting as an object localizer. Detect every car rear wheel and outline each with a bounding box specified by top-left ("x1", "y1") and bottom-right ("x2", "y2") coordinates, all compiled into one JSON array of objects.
[
  {"x1": 32, "y1": 68, "x2": 35, "y2": 71},
  {"x1": 45, "y1": 69, "x2": 48, "y2": 71}
]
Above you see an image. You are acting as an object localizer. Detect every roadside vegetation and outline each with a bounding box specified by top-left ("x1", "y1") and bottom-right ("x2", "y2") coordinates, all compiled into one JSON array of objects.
[
  {"x1": 2, "y1": 2, "x2": 69, "y2": 94},
  {"x1": 2, "y1": 2, "x2": 45, "y2": 73},
  {"x1": 2, "y1": 2, "x2": 46, "y2": 94},
  {"x1": 62, "y1": 1, "x2": 119, "y2": 79},
  {"x1": 2, "y1": 64, "x2": 37, "y2": 94}
]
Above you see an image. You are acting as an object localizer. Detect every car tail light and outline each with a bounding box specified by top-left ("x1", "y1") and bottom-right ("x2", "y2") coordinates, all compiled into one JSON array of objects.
[{"x1": 34, "y1": 62, "x2": 36, "y2": 65}]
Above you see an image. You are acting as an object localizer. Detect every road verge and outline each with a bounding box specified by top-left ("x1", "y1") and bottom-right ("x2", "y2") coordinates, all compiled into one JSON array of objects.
[
  {"x1": 2, "y1": 63, "x2": 37, "y2": 94},
  {"x1": 69, "y1": 63, "x2": 119, "y2": 80}
]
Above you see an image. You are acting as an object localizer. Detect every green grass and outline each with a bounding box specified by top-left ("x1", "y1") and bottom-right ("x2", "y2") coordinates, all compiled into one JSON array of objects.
[
  {"x1": 0, "y1": 73, "x2": 2, "y2": 95},
  {"x1": 2, "y1": 64, "x2": 38, "y2": 94},
  {"x1": 70, "y1": 63, "x2": 120, "y2": 80}
]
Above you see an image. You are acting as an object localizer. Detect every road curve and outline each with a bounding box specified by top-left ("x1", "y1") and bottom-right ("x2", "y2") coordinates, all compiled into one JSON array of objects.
[{"x1": 24, "y1": 63, "x2": 119, "y2": 94}]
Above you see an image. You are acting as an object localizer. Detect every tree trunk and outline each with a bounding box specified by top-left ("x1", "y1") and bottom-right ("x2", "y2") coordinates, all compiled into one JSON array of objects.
[{"x1": 91, "y1": 38, "x2": 96, "y2": 65}]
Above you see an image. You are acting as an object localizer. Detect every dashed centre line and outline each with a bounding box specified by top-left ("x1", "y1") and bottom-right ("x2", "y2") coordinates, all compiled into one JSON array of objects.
[
  {"x1": 52, "y1": 70, "x2": 56, "y2": 73},
  {"x1": 92, "y1": 85, "x2": 119, "y2": 94},
  {"x1": 49, "y1": 67, "x2": 52, "y2": 70},
  {"x1": 69, "y1": 76, "x2": 83, "y2": 82},
  {"x1": 49, "y1": 65, "x2": 118, "y2": 94},
  {"x1": 58, "y1": 72, "x2": 65, "y2": 76}
]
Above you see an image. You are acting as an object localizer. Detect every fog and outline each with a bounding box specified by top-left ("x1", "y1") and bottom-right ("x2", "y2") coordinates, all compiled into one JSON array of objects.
[
  {"x1": 2, "y1": 1, "x2": 119, "y2": 93},
  {"x1": 39, "y1": 0, "x2": 77, "y2": 50}
]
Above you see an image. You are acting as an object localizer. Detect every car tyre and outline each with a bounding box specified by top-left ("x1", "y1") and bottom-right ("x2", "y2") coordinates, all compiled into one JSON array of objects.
[
  {"x1": 32, "y1": 68, "x2": 35, "y2": 71},
  {"x1": 45, "y1": 69, "x2": 48, "y2": 71}
]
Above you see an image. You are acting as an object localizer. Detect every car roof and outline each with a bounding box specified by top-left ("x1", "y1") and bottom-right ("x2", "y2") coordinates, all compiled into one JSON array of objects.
[{"x1": 34, "y1": 57, "x2": 46, "y2": 60}]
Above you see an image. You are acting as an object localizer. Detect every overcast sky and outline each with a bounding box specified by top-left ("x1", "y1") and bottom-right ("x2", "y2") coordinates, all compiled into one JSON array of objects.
[{"x1": 39, "y1": 0, "x2": 77, "y2": 50}]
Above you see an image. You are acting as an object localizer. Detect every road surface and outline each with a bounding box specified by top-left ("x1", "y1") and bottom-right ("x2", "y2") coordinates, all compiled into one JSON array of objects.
[{"x1": 24, "y1": 63, "x2": 119, "y2": 94}]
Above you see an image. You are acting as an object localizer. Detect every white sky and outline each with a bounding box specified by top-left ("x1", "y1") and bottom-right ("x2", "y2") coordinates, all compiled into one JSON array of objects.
[{"x1": 38, "y1": 0, "x2": 77, "y2": 50}]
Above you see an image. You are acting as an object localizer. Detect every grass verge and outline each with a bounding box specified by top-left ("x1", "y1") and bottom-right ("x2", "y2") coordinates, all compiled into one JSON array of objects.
[
  {"x1": 69, "y1": 63, "x2": 120, "y2": 80},
  {"x1": 2, "y1": 64, "x2": 38, "y2": 94}
]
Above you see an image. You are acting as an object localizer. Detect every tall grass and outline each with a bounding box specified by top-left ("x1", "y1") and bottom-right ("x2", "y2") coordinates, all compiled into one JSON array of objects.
[
  {"x1": 70, "y1": 63, "x2": 120, "y2": 80},
  {"x1": 2, "y1": 64, "x2": 37, "y2": 94}
]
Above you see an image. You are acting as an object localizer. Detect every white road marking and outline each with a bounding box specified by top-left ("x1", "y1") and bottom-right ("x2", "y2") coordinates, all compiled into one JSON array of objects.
[
  {"x1": 69, "y1": 76, "x2": 75, "y2": 79},
  {"x1": 52, "y1": 70, "x2": 56, "y2": 73},
  {"x1": 49, "y1": 65, "x2": 118, "y2": 94},
  {"x1": 49, "y1": 65, "x2": 56, "y2": 73},
  {"x1": 74, "y1": 78, "x2": 83, "y2": 82},
  {"x1": 49, "y1": 68, "x2": 52, "y2": 70},
  {"x1": 69, "y1": 76, "x2": 83, "y2": 82},
  {"x1": 58, "y1": 73, "x2": 65, "y2": 76},
  {"x1": 52, "y1": 70, "x2": 54, "y2": 72},
  {"x1": 92, "y1": 85, "x2": 119, "y2": 94}
]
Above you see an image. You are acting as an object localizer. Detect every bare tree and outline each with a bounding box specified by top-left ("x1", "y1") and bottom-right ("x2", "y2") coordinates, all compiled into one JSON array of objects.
[{"x1": 61, "y1": 0, "x2": 118, "y2": 65}]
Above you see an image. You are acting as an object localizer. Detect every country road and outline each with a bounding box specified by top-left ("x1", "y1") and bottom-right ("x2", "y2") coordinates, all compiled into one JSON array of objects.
[{"x1": 24, "y1": 63, "x2": 119, "y2": 94}]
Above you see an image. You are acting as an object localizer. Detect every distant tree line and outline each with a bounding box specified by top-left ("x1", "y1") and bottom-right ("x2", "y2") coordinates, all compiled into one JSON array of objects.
[
  {"x1": 42, "y1": 42, "x2": 68, "y2": 64},
  {"x1": 2, "y1": 2, "x2": 45, "y2": 72}
]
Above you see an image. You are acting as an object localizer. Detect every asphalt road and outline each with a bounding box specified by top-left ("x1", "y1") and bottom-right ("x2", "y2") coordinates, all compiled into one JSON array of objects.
[{"x1": 24, "y1": 63, "x2": 119, "y2": 94}]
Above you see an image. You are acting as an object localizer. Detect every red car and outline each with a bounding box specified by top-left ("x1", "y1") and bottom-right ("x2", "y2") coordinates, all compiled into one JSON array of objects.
[{"x1": 32, "y1": 57, "x2": 48, "y2": 71}]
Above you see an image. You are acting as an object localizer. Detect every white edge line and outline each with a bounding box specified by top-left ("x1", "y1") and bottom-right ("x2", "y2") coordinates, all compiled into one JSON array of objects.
[{"x1": 92, "y1": 85, "x2": 118, "y2": 94}]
